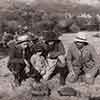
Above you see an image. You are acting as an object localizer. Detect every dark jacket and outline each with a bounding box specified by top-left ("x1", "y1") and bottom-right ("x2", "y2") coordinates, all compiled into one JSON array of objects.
[
  {"x1": 46, "y1": 40, "x2": 65, "y2": 59},
  {"x1": 9, "y1": 45, "x2": 34, "y2": 63},
  {"x1": 8, "y1": 45, "x2": 35, "y2": 72}
]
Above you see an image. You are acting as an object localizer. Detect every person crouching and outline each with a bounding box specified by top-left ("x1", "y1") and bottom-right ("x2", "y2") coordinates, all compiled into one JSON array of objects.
[{"x1": 67, "y1": 32, "x2": 99, "y2": 84}]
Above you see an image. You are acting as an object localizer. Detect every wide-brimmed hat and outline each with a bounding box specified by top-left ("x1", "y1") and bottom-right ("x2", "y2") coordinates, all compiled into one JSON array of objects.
[
  {"x1": 44, "y1": 32, "x2": 58, "y2": 41},
  {"x1": 74, "y1": 32, "x2": 88, "y2": 43}
]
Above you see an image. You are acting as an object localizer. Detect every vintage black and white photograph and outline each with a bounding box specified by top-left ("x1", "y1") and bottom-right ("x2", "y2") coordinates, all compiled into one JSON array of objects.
[{"x1": 0, "y1": 0, "x2": 100, "y2": 100}]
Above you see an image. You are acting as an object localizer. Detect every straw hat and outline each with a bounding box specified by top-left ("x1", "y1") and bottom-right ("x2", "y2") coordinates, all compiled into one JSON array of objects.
[
  {"x1": 74, "y1": 32, "x2": 88, "y2": 43},
  {"x1": 16, "y1": 35, "x2": 30, "y2": 44}
]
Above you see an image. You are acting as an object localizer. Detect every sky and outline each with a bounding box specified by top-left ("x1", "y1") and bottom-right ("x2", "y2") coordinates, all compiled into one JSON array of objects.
[
  {"x1": 78, "y1": 0, "x2": 100, "y2": 5},
  {"x1": 17, "y1": 0, "x2": 100, "y2": 6},
  {"x1": 4, "y1": 0, "x2": 100, "y2": 7}
]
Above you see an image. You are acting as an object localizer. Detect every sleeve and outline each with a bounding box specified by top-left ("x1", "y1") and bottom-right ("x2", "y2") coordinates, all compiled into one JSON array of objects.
[
  {"x1": 90, "y1": 45, "x2": 100, "y2": 69},
  {"x1": 9, "y1": 47, "x2": 24, "y2": 64},
  {"x1": 67, "y1": 46, "x2": 74, "y2": 72},
  {"x1": 58, "y1": 41, "x2": 66, "y2": 55},
  {"x1": 49, "y1": 41, "x2": 66, "y2": 59}
]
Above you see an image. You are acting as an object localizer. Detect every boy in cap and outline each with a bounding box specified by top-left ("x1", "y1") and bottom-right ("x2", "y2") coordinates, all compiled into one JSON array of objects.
[{"x1": 67, "y1": 32, "x2": 99, "y2": 84}]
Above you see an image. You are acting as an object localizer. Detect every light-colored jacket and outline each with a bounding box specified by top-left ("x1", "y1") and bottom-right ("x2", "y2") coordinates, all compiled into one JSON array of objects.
[{"x1": 67, "y1": 42, "x2": 99, "y2": 73}]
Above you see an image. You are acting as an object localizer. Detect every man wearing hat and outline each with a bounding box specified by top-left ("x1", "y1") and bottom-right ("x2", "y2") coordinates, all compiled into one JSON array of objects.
[
  {"x1": 42, "y1": 32, "x2": 67, "y2": 85},
  {"x1": 67, "y1": 32, "x2": 99, "y2": 84},
  {"x1": 8, "y1": 34, "x2": 36, "y2": 86}
]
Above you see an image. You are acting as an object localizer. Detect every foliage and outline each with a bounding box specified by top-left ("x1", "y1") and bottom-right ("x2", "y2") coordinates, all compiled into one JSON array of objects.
[{"x1": 0, "y1": 1, "x2": 100, "y2": 42}]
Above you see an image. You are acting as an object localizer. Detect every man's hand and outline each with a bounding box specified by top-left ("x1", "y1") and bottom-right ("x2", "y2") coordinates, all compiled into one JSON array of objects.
[
  {"x1": 85, "y1": 73, "x2": 94, "y2": 84},
  {"x1": 67, "y1": 71, "x2": 77, "y2": 83},
  {"x1": 68, "y1": 71, "x2": 75, "y2": 78},
  {"x1": 85, "y1": 73, "x2": 92, "y2": 78}
]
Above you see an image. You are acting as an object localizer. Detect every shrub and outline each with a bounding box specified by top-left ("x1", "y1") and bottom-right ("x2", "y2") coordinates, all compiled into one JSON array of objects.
[{"x1": 69, "y1": 23, "x2": 80, "y2": 33}]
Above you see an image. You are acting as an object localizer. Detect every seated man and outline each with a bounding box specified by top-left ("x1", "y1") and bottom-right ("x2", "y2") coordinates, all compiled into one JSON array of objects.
[
  {"x1": 67, "y1": 32, "x2": 99, "y2": 84},
  {"x1": 42, "y1": 32, "x2": 67, "y2": 85}
]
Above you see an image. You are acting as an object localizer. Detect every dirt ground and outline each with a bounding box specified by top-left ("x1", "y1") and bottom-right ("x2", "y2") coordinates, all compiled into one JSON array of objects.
[{"x1": 0, "y1": 31, "x2": 100, "y2": 100}]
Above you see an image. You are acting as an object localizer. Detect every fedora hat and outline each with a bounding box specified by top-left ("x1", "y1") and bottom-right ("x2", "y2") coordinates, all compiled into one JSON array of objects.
[
  {"x1": 74, "y1": 32, "x2": 88, "y2": 43},
  {"x1": 44, "y1": 32, "x2": 58, "y2": 41}
]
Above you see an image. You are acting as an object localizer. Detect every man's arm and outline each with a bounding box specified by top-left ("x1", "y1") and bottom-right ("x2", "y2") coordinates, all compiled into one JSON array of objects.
[
  {"x1": 90, "y1": 45, "x2": 100, "y2": 69},
  {"x1": 49, "y1": 41, "x2": 65, "y2": 59},
  {"x1": 67, "y1": 46, "x2": 74, "y2": 72},
  {"x1": 9, "y1": 47, "x2": 24, "y2": 64}
]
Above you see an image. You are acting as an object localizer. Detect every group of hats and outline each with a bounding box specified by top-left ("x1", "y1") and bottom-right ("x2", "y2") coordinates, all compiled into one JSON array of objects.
[
  {"x1": 16, "y1": 33, "x2": 39, "y2": 44},
  {"x1": 43, "y1": 31, "x2": 88, "y2": 42},
  {"x1": 15, "y1": 31, "x2": 88, "y2": 45}
]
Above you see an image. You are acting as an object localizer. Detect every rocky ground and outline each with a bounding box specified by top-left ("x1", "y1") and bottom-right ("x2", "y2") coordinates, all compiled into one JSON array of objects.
[{"x1": 0, "y1": 31, "x2": 100, "y2": 100}]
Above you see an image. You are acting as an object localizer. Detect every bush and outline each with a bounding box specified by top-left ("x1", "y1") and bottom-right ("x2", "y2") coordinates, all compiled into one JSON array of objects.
[{"x1": 69, "y1": 23, "x2": 80, "y2": 33}]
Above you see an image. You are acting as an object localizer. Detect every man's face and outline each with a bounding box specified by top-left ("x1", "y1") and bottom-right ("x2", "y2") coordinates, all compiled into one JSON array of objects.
[
  {"x1": 20, "y1": 42, "x2": 28, "y2": 49},
  {"x1": 75, "y1": 42, "x2": 84, "y2": 49},
  {"x1": 37, "y1": 51, "x2": 42, "y2": 55}
]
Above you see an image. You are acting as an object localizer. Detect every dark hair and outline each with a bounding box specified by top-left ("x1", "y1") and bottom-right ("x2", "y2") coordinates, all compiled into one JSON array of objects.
[
  {"x1": 16, "y1": 40, "x2": 29, "y2": 45},
  {"x1": 74, "y1": 41, "x2": 88, "y2": 45}
]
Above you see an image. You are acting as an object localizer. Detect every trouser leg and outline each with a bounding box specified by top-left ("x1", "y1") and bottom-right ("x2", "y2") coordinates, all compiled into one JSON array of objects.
[
  {"x1": 59, "y1": 67, "x2": 68, "y2": 85},
  {"x1": 84, "y1": 67, "x2": 98, "y2": 84},
  {"x1": 51, "y1": 61, "x2": 68, "y2": 85},
  {"x1": 29, "y1": 67, "x2": 42, "y2": 83},
  {"x1": 11, "y1": 63, "x2": 26, "y2": 86}
]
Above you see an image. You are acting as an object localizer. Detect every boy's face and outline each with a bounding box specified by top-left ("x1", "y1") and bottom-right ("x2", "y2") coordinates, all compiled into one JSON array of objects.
[
  {"x1": 48, "y1": 41, "x2": 54, "y2": 45},
  {"x1": 37, "y1": 51, "x2": 42, "y2": 55},
  {"x1": 75, "y1": 42, "x2": 85, "y2": 49},
  {"x1": 20, "y1": 42, "x2": 28, "y2": 49}
]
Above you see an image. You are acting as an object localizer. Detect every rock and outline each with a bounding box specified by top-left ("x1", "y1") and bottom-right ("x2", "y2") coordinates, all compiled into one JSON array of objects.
[
  {"x1": 0, "y1": 56, "x2": 11, "y2": 76},
  {"x1": 57, "y1": 87, "x2": 77, "y2": 96}
]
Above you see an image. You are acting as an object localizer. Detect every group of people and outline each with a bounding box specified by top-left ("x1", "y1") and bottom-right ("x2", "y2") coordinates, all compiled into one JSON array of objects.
[
  {"x1": 7, "y1": 31, "x2": 100, "y2": 88},
  {"x1": 7, "y1": 31, "x2": 67, "y2": 87}
]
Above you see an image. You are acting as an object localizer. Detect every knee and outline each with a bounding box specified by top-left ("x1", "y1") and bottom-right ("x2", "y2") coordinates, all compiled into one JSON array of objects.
[
  {"x1": 85, "y1": 74, "x2": 95, "y2": 84},
  {"x1": 67, "y1": 73, "x2": 78, "y2": 83}
]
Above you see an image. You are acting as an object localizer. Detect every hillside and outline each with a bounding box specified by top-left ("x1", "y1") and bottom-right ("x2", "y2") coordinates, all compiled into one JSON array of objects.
[{"x1": 0, "y1": 0, "x2": 100, "y2": 15}]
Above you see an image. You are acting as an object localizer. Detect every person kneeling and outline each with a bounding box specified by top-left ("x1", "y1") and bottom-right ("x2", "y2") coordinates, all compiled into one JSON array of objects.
[{"x1": 67, "y1": 32, "x2": 99, "y2": 84}]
